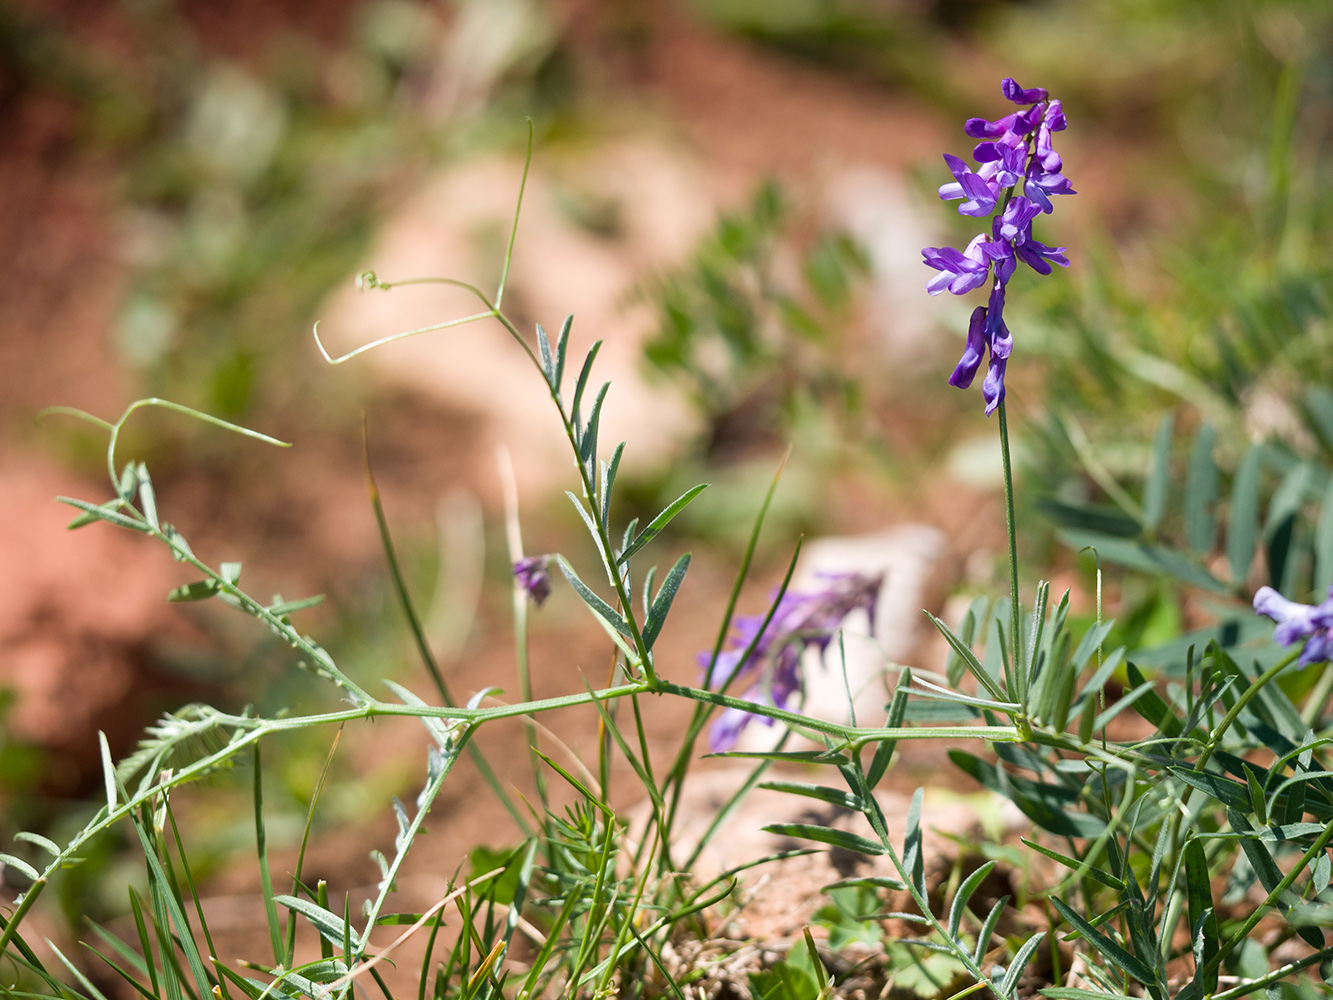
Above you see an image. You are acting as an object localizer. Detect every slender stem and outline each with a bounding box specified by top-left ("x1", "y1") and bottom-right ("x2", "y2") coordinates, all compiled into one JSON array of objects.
[
  {"x1": 1196, "y1": 647, "x2": 1301, "y2": 773},
  {"x1": 996, "y1": 397, "x2": 1024, "y2": 710},
  {"x1": 487, "y1": 308, "x2": 659, "y2": 686}
]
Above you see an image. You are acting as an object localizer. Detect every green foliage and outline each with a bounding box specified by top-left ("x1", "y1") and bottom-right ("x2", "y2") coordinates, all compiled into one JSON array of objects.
[{"x1": 638, "y1": 180, "x2": 869, "y2": 456}]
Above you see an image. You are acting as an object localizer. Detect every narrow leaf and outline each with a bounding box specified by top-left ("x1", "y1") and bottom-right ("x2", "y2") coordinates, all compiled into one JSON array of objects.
[
  {"x1": 867, "y1": 669, "x2": 910, "y2": 789},
  {"x1": 570, "y1": 340, "x2": 603, "y2": 431},
  {"x1": 974, "y1": 894, "x2": 1009, "y2": 964},
  {"x1": 137, "y1": 463, "x2": 159, "y2": 531},
  {"x1": 58, "y1": 496, "x2": 150, "y2": 533},
  {"x1": 1020, "y1": 838, "x2": 1124, "y2": 891},
  {"x1": 1142, "y1": 413, "x2": 1173, "y2": 532},
  {"x1": 553, "y1": 315, "x2": 572, "y2": 393},
  {"x1": 1227, "y1": 443, "x2": 1264, "y2": 585},
  {"x1": 555, "y1": 557, "x2": 632, "y2": 639},
  {"x1": 948, "y1": 860, "x2": 996, "y2": 940},
  {"x1": 1184, "y1": 423, "x2": 1218, "y2": 554},
  {"x1": 14, "y1": 832, "x2": 60, "y2": 856},
  {"x1": 619, "y1": 484, "x2": 709, "y2": 564},
  {"x1": 758, "y1": 781, "x2": 861, "y2": 811},
  {"x1": 762, "y1": 823, "x2": 884, "y2": 856},
  {"x1": 1000, "y1": 930, "x2": 1046, "y2": 998},
  {"x1": 903, "y1": 787, "x2": 924, "y2": 896},
  {"x1": 1182, "y1": 839, "x2": 1219, "y2": 994},
  {"x1": 167, "y1": 580, "x2": 219, "y2": 603},
  {"x1": 0, "y1": 853, "x2": 39, "y2": 881},
  {"x1": 536, "y1": 322, "x2": 555, "y2": 387},
  {"x1": 642, "y1": 552, "x2": 690, "y2": 650},
  {"x1": 1049, "y1": 897, "x2": 1156, "y2": 986}
]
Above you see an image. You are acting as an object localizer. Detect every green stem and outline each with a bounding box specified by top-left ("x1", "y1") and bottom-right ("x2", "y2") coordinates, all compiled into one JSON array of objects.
[
  {"x1": 1197, "y1": 812, "x2": 1333, "y2": 986},
  {"x1": 996, "y1": 397, "x2": 1025, "y2": 711},
  {"x1": 1196, "y1": 647, "x2": 1301, "y2": 773}
]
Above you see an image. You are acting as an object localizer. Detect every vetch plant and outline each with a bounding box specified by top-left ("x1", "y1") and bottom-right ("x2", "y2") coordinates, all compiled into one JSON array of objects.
[{"x1": 5, "y1": 109, "x2": 1333, "y2": 1000}]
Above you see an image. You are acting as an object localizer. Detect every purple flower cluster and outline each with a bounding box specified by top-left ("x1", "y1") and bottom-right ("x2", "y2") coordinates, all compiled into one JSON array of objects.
[
  {"x1": 923, "y1": 78, "x2": 1074, "y2": 414},
  {"x1": 513, "y1": 556, "x2": 552, "y2": 607},
  {"x1": 700, "y1": 572, "x2": 882, "y2": 752},
  {"x1": 1253, "y1": 585, "x2": 1333, "y2": 667}
]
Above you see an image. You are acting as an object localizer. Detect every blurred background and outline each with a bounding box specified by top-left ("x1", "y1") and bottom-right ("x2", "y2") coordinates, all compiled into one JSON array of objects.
[{"x1": 3, "y1": 0, "x2": 1333, "y2": 959}]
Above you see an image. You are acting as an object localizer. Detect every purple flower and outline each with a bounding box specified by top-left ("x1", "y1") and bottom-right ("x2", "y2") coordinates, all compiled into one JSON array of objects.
[
  {"x1": 938, "y1": 154, "x2": 998, "y2": 217},
  {"x1": 923, "y1": 235, "x2": 992, "y2": 296},
  {"x1": 700, "y1": 572, "x2": 882, "y2": 751},
  {"x1": 1015, "y1": 238, "x2": 1070, "y2": 275},
  {"x1": 1002, "y1": 78, "x2": 1049, "y2": 104},
  {"x1": 949, "y1": 306, "x2": 988, "y2": 388},
  {"x1": 513, "y1": 556, "x2": 552, "y2": 607},
  {"x1": 921, "y1": 77, "x2": 1074, "y2": 414},
  {"x1": 997, "y1": 196, "x2": 1040, "y2": 246},
  {"x1": 1254, "y1": 586, "x2": 1333, "y2": 666}
]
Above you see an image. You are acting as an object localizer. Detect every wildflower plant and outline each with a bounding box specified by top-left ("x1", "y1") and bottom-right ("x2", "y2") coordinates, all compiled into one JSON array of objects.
[{"x1": 4, "y1": 107, "x2": 1333, "y2": 1000}]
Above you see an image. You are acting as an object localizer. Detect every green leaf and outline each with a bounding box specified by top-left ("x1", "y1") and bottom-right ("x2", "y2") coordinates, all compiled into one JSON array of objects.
[
  {"x1": 1170, "y1": 768, "x2": 1250, "y2": 810},
  {"x1": 554, "y1": 315, "x2": 572, "y2": 393},
  {"x1": 948, "y1": 860, "x2": 996, "y2": 940},
  {"x1": 619, "y1": 484, "x2": 709, "y2": 564},
  {"x1": 1000, "y1": 930, "x2": 1046, "y2": 998},
  {"x1": 137, "y1": 464, "x2": 159, "y2": 531},
  {"x1": 945, "y1": 599, "x2": 984, "y2": 687},
  {"x1": 274, "y1": 895, "x2": 363, "y2": 951},
  {"x1": 713, "y1": 749, "x2": 850, "y2": 765},
  {"x1": 1037, "y1": 498, "x2": 1141, "y2": 538},
  {"x1": 1184, "y1": 424, "x2": 1219, "y2": 554},
  {"x1": 268, "y1": 595, "x2": 325, "y2": 616},
  {"x1": 0, "y1": 853, "x2": 38, "y2": 881},
  {"x1": 1243, "y1": 763, "x2": 1268, "y2": 824},
  {"x1": 925, "y1": 610, "x2": 1009, "y2": 702},
  {"x1": 974, "y1": 894, "x2": 1009, "y2": 965},
  {"x1": 600, "y1": 442, "x2": 625, "y2": 526},
  {"x1": 536, "y1": 321, "x2": 556, "y2": 387},
  {"x1": 1040, "y1": 990, "x2": 1137, "y2": 1000},
  {"x1": 579, "y1": 381, "x2": 611, "y2": 465},
  {"x1": 1228, "y1": 809, "x2": 1325, "y2": 949},
  {"x1": 1049, "y1": 897, "x2": 1157, "y2": 987},
  {"x1": 1227, "y1": 443, "x2": 1264, "y2": 585},
  {"x1": 14, "y1": 832, "x2": 60, "y2": 856},
  {"x1": 762, "y1": 823, "x2": 884, "y2": 856},
  {"x1": 867, "y1": 669, "x2": 910, "y2": 789},
  {"x1": 903, "y1": 787, "x2": 924, "y2": 896},
  {"x1": 821, "y1": 875, "x2": 906, "y2": 892},
  {"x1": 554, "y1": 556, "x2": 632, "y2": 640},
  {"x1": 642, "y1": 552, "x2": 690, "y2": 650},
  {"x1": 58, "y1": 496, "x2": 150, "y2": 533},
  {"x1": 951, "y1": 752, "x2": 1105, "y2": 838},
  {"x1": 1182, "y1": 839, "x2": 1219, "y2": 994},
  {"x1": 167, "y1": 580, "x2": 220, "y2": 603},
  {"x1": 1122, "y1": 661, "x2": 1187, "y2": 739},
  {"x1": 1019, "y1": 838, "x2": 1124, "y2": 891},
  {"x1": 1142, "y1": 413, "x2": 1174, "y2": 532},
  {"x1": 570, "y1": 340, "x2": 603, "y2": 430},
  {"x1": 1315, "y1": 478, "x2": 1333, "y2": 591},
  {"x1": 758, "y1": 781, "x2": 861, "y2": 811}
]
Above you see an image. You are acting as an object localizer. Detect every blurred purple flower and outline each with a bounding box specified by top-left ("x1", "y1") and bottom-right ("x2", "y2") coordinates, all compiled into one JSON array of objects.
[
  {"x1": 513, "y1": 556, "x2": 552, "y2": 607},
  {"x1": 1254, "y1": 585, "x2": 1333, "y2": 666},
  {"x1": 700, "y1": 572, "x2": 882, "y2": 751}
]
